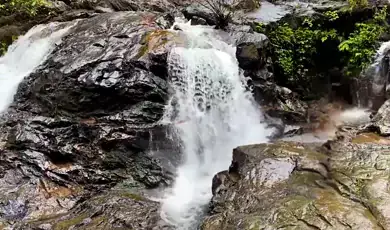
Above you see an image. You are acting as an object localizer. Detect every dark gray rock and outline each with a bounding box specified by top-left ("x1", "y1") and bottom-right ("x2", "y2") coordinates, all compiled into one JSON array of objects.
[
  {"x1": 232, "y1": 31, "x2": 269, "y2": 71},
  {"x1": 182, "y1": 4, "x2": 216, "y2": 26},
  {"x1": 231, "y1": 31, "x2": 268, "y2": 49},
  {"x1": 70, "y1": 0, "x2": 176, "y2": 12},
  {"x1": 0, "y1": 11, "x2": 180, "y2": 228},
  {"x1": 253, "y1": 81, "x2": 308, "y2": 124},
  {"x1": 236, "y1": 43, "x2": 260, "y2": 69},
  {"x1": 190, "y1": 16, "x2": 208, "y2": 25}
]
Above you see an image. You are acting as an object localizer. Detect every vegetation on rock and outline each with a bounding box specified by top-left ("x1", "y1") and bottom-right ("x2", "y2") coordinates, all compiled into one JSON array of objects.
[
  {"x1": 259, "y1": 18, "x2": 337, "y2": 84},
  {"x1": 0, "y1": 0, "x2": 50, "y2": 56},
  {"x1": 348, "y1": 0, "x2": 368, "y2": 9},
  {"x1": 0, "y1": 0, "x2": 48, "y2": 17},
  {"x1": 0, "y1": 35, "x2": 18, "y2": 55},
  {"x1": 255, "y1": 6, "x2": 389, "y2": 98},
  {"x1": 339, "y1": 7, "x2": 388, "y2": 75}
]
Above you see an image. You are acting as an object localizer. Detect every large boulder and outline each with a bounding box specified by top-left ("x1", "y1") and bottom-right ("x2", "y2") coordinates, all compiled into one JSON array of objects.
[
  {"x1": 182, "y1": 4, "x2": 216, "y2": 25},
  {"x1": 202, "y1": 128, "x2": 390, "y2": 229},
  {"x1": 0, "y1": 11, "x2": 180, "y2": 228},
  {"x1": 370, "y1": 99, "x2": 390, "y2": 136},
  {"x1": 254, "y1": 81, "x2": 308, "y2": 124},
  {"x1": 234, "y1": 31, "x2": 269, "y2": 70}
]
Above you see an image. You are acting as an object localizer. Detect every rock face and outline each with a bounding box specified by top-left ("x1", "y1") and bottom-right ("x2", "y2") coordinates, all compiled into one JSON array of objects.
[
  {"x1": 232, "y1": 30, "x2": 308, "y2": 125},
  {"x1": 370, "y1": 99, "x2": 390, "y2": 136},
  {"x1": 353, "y1": 50, "x2": 390, "y2": 110},
  {"x1": 202, "y1": 129, "x2": 390, "y2": 229},
  {"x1": 0, "y1": 11, "x2": 179, "y2": 228}
]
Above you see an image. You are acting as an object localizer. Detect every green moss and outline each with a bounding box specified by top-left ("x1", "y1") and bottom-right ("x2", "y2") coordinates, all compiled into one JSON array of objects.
[
  {"x1": 27, "y1": 213, "x2": 67, "y2": 225},
  {"x1": 352, "y1": 133, "x2": 383, "y2": 144},
  {"x1": 136, "y1": 30, "x2": 174, "y2": 59},
  {"x1": 240, "y1": 217, "x2": 263, "y2": 229},
  {"x1": 54, "y1": 213, "x2": 89, "y2": 230},
  {"x1": 120, "y1": 192, "x2": 145, "y2": 201}
]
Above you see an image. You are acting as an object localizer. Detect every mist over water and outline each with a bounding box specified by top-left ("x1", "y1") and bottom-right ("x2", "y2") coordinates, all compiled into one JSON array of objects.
[{"x1": 160, "y1": 20, "x2": 271, "y2": 229}]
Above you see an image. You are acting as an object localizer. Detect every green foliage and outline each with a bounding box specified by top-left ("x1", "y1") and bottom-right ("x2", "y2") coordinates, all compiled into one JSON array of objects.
[
  {"x1": 324, "y1": 10, "x2": 339, "y2": 21},
  {"x1": 0, "y1": 42, "x2": 7, "y2": 56},
  {"x1": 338, "y1": 7, "x2": 388, "y2": 75},
  {"x1": 0, "y1": 0, "x2": 47, "y2": 17},
  {"x1": 266, "y1": 18, "x2": 338, "y2": 82},
  {"x1": 348, "y1": 0, "x2": 368, "y2": 9},
  {"x1": 0, "y1": 35, "x2": 18, "y2": 56},
  {"x1": 254, "y1": 22, "x2": 266, "y2": 33},
  {"x1": 256, "y1": 5, "x2": 388, "y2": 86}
]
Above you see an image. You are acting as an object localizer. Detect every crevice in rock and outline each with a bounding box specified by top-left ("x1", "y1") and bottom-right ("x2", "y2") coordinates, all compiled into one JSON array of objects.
[
  {"x1": 296, "y1": 218, "x2": 321, "y2": 230},
  {"x1": 315, "y1": 212, "x2": 333, "y2": 227}
]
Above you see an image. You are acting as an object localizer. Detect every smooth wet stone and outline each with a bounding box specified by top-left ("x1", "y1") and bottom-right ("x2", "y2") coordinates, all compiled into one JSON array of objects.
[
  {"x1": 202, "y1": 136, "x2": 390, "y2": 229},
  {"x1": 371, "y1": 99, "x2": 390, "y2": 135},
  {"x1": 0, "y1": 12, "x2": 177, "y2": 228}
]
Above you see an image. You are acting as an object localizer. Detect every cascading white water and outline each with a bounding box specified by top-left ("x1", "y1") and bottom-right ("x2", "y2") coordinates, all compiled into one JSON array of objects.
[
  {"x1": 160, "y1": 20, "x2": 272, "y2": 229},
  {"x1": 0, "y1": 21, "x2": 76, "y2": 113}
]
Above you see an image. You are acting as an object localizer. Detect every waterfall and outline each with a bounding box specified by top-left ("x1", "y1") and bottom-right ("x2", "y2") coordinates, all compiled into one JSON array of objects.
[
  {"x1": 160, "y1": 20, "x2": 271, "y2": 229},
  {"x1": 0, "y1": 21, "x2": 76, "y2": 113},
  {"x1": 354, "y1": 41, "x2": 390, "y2": 109}
]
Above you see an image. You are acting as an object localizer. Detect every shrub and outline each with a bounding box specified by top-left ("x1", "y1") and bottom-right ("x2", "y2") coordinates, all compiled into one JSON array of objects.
[
  {"x1": 338, "y1": 7, "x2": 388, "y2": 75},
  {"x1": 348, "y1": 0, "x2": 368, "y2": 9},
  {"x1": 0, "y1": 0, "x2": 48, "y2": 17},
  {"x1": 324, "y1": 10, "x2": 339, "y2": 21},
  {"x1": 265, "y1": 18, "x2": 338, "y2": 82},
  {"x1": 0, "y1": 35, "x2": 18, "y2": 56}
]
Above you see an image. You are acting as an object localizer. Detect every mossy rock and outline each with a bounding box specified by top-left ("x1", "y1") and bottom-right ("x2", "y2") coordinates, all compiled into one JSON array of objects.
[
  {"x1": 24, "y1": 189, "x2": 161, "y2": 229},
  {"x1": 203, "y1": 140, "x2": 388, "y2": 229},
  {"x1": 137, "y1": 29, "x2": 181, "y2": 59}
]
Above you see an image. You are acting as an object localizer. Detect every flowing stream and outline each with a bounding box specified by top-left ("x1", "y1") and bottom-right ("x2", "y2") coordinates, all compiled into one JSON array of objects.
[
  {"x1": 160, "y1": 20, "x2": 271, "y2": 229},
  {"x1": 0, "y1": 22, "x2": 75, "y2": 113}
]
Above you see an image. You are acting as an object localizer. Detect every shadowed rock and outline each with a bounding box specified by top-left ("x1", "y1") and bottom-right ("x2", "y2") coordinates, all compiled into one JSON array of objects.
[{"x1": 0, "y1": 11, "x2": 180, "y2": 228}]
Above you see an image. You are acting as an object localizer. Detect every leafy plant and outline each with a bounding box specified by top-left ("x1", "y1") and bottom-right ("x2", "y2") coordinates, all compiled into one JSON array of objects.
[
  {"x1": 266, "y1": 19, "x2": 338, "y2": 82},
  {"x1": 0, "y1": 0, "x2": 48, "y2": 17},
  {"x1": 348, "y1": 0, "x2": 368, "y2": 9},
  {"x1": 324, "y1": 10, "x2": 339, "y2": 21},
  {"x1": 0, "y1": 35, "x2": 18, "y2": 56},
  {"x1": 0, "y1": 42, "x2": 7, "y2": 56},
  {"x1": 338, "y1": 7, "x2": 388, "y2": 75},
  {"x1": 254, "y1": 22, "x2": 265, "y2": 33}
]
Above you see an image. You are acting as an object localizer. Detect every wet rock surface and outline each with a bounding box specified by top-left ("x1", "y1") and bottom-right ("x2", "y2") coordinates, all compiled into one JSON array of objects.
[
  {"x1": 0, "y1": 11, "x2": 179, "y2": 228},
  {"x1": 354, "y1": 49, "x2": 390, "y2": 110},
  {"x1": 370, "y1": 99, "x2": 390, "y2": 136},
  {"x1": 202, "y1": 127, "x2": 390, "y2": 229}
]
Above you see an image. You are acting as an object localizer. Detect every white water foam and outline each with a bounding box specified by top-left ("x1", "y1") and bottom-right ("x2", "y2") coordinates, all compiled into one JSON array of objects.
[
  {"x1": 0, "y1": 21, "x2": 76, "y2": 113},
  {"x1": 160, "y1": 20, "x2": 272, "y2": 229}
]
